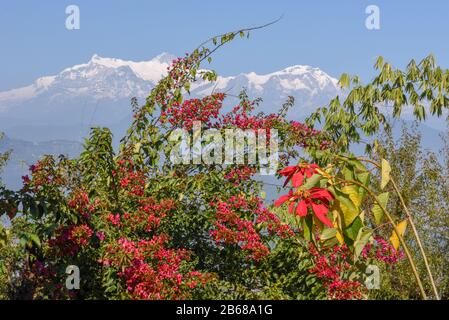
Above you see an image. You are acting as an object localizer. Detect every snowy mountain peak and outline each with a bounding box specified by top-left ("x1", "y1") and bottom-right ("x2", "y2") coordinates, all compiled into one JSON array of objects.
[
  {"x1": 58, "y1": 52, "x2": 176, "y2": 83},
  {"x1": 283, "y1": 64, "x2": 316, "y2": 72},
  {"x1": 152, "y1": 52, "x2": 176, "y2": 64},
  {"x1": 90, "y1": 53, "x2": 101, "y2": 60},
  {"x1": 207, "y1": 65, "x2": 339, "y2": 94},
  {"x1": 89, "y1": 53, "x2": 122, "y2": 67}
]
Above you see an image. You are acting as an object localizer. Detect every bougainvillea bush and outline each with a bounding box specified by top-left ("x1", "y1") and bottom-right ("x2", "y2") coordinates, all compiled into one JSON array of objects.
[{"x1": 1, "y1": 29, "x2": 448, "y2": 300}]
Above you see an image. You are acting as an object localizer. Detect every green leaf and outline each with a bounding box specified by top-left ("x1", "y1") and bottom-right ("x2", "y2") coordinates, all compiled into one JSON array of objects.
[
  {"x1": 356, "y1": 171, "x2": 370, "y2": 199},
  {"x1": 21, "y1": 232, "x2": 41, "y2": 248},
  {"x1": 28, "y1": 233, "x2": 41, "y2": 248},
  {"x1": 354, "y1": 228, "x2": 373, "y2": 261},
  {"x1": 342, "y1": 166, "x2": 354, "y2": 181},
  {"x1": 320, "y1": 228, "x2": 337, "y2": 241},
  {"x1": 356, "y1": 171, "x2": 370, "y2": 187},
  {"x1": 300, "y1": 173, "x2": 322, "y2": 190},
  {"x1": 302, "y1": 215, "x2": 313, "y2": 242},
  {"x1": 343, "y1": 217, "x2": 363, "y2": 241},
  {"x1": 332, "y1": 187, "x2": 358, "y2": 218},
  {"x1": 184, "y1": 82, "x2": 191, "y2": 93},
  {"x1": 346, "y1": 158, "x2": 367, "y2": 171}
]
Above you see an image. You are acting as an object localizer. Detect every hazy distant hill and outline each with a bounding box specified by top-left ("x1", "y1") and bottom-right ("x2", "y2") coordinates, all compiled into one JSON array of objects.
[{"x1": 0, "y1": 135, "x2": 82, "y2": 190}]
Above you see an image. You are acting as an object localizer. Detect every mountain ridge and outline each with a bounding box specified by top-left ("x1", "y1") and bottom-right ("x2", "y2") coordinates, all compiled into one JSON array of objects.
[
  {"x1": 0, "y1": 52, "x2": 342, "y2": 142},
  {"x1": 0, "y1": 53, "x2": 339, "y2": 104}
]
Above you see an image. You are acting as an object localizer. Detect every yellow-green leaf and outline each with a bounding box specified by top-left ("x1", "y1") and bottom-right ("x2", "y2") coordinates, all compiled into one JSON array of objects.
[
  {"x1": 390, "y1": 219, "x2": 408, "y2": 250},
  {"x1": 133, "y1": 142, "x2": 142, "y2": 154},
  {"x1": 342, "y1": 185, "x2": 361, "y2": 207},
  {"x1": 380, "y1": 159, "x2": 391, "y2": 189},
  {"x1": 372, "y1": 192, "x2": 389, "y2": 225},
  {"x1": 339, "y1": 73, "x2": 350, "y2": 88},
  {"x1": 339, "y1": 185, "x2": 361, "y2": 226},
  {"x1": 336, "y1": 230, "x2": 344, "y2": 245},
  {"x1": 331, "y1": 207, "x2": 345, "y2": 245},
  {"x1": 375, "y1": 56, "x2": 384, "y2": 70}
]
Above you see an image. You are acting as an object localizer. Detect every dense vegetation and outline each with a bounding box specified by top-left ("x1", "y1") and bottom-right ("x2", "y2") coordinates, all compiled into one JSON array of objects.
[{"x1": 0, "y1": 29, "x2": 448, "y2": 300}]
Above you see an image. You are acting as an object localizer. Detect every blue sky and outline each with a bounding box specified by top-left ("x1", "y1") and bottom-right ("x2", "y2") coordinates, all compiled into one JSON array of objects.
[{"x1": 1, "y1": 0, "x2": 448, "y2": 91}]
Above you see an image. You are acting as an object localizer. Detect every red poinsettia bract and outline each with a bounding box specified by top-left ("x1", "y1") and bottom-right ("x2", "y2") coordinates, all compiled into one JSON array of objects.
[
  {"x1": 275, "y1": 187, "x2": 334, "y2": 227},
  {"x1": 278, "y1": 163, "x2": 319, "y2": 188}
]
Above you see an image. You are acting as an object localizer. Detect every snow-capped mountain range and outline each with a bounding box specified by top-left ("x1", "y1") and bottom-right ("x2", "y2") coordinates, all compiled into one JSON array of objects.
[
  {"x1": 0, "y1": 52, "x2": 340, "y2": 142},
  {"x1": 0, "y1": 53, "x2": 446, "y2": 190},
  {"x1": 0, "y1": 52, "x2": 342, "y2": 189},
  {"x1": 0, "y1": 53, "x2": 173, "y2": 104}
]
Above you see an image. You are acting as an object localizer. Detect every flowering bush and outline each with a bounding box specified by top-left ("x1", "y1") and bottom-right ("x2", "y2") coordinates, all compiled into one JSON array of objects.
[
  {"x1": 161, "y1": 93, "x2": 225, "y2": 130},
  {"x1": 308, "y1": 243, "x2": 365, "y2": 300},
  {"x1": 210, "y1": 195, "x2": 292, "y2": 261},
  {"x1": 361, "y1": 236, "x2": 405, "y2": 264}
]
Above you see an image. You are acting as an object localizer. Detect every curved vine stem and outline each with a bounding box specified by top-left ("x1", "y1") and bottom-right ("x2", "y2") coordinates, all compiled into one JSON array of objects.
[
  {"x1": 335, "y1": 177, "x2": 428, "y2": 299},
  {"x1": 195, "y1": 15, "x2": 283, "y2": 60}
]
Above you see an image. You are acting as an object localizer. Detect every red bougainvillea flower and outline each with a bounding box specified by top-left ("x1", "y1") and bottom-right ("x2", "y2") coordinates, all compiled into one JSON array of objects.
[
  {"x1": 279, "y1": 163, "x2": 319, "y2": 187},
  {"x1": 275, "y1": 187, "x2": 334, "y2": 227}
]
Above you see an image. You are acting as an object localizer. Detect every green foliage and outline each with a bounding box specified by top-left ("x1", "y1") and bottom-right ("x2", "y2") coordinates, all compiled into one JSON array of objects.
[
  {"x1": 371, "y1": 122, "x2": 449, "y2": 299},
  {"x1": 0, "y1": 217, "x2": 34, "y2": 299},
  {"x1": 307, "y1": 55, "x2": 449, "y2": 152}
]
